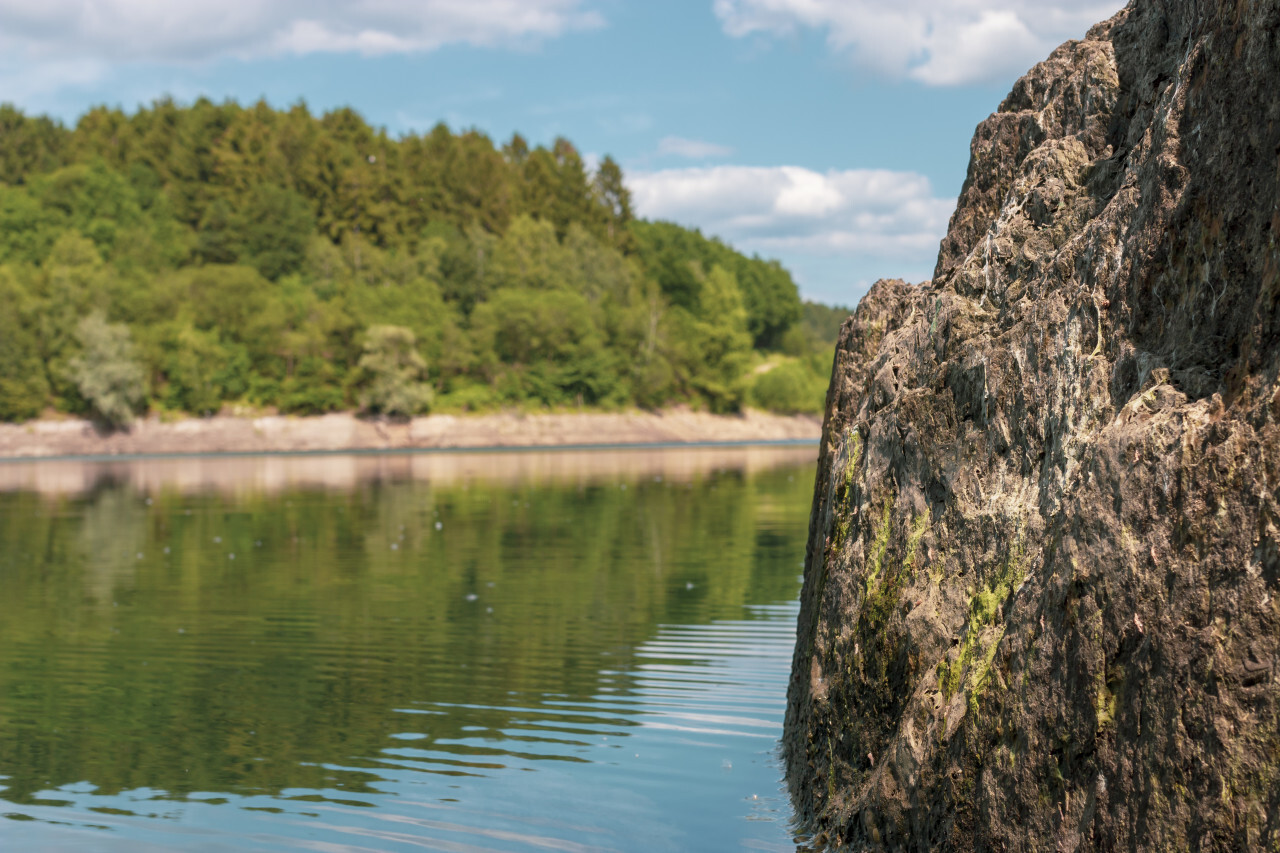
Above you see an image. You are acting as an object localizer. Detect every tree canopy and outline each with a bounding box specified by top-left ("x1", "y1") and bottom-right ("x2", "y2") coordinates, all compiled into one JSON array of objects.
[{"x1": 0, "y1": 98, "x2": 842, "y2": 422}]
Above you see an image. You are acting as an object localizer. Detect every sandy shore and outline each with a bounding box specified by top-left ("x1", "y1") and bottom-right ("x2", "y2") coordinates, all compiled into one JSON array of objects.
[{"x1": 0, "y1": 408, "x2": 821, "y2": 461}]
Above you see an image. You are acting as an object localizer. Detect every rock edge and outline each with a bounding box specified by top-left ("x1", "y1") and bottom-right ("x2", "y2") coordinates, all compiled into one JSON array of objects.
[{"x1": 785, "y1": 1, "x2": 1280, "y2": 849}]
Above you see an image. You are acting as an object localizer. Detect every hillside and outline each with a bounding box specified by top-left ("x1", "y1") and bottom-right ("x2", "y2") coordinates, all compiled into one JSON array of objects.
[{"x1": 0, "y1": 101, "x2": 832, "y2": 425}]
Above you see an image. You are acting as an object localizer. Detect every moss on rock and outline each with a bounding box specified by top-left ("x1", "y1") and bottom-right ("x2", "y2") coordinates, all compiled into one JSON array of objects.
[{"x1": 783, "y1": 0, "x2": 1280, "y2": 848}]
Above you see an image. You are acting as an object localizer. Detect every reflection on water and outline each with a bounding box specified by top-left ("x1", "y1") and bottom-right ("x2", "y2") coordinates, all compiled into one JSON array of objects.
[
  {"x1": 0, "y1": 443, "x2": 818, "y2": 496},
  {"x1": 0, "y1": 446, "x2": 816, "y2": 852}
]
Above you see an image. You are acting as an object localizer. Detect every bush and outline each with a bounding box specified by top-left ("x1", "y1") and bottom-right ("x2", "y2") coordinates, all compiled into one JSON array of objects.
[
  {"x1": 161, "y1": 324, "x2": 250, "y2": 415},
  {"x1": 353, "y1": 325, "x2": 432, "y2": 417},
  {"x1": 280, "y1": 357, "x2": 346, "y2": 414},
  {"x1": 434, "y1": 381, "x2": 499, "y2": 413},
  {"x1": 67, "y1": 313, "x2": 146, "y2": 427},
  {"x1": 0, "y1": 269, "x2": 50, "y2": 420},
  {"x1": 750, "y1": 359, "x2": 827, "y2": 415},
  {"x1": 470, "y1": 288, "x2": 621, "y2": 406}
]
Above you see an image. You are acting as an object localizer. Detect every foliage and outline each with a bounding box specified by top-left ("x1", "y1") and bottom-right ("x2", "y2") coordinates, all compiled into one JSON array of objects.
[
  {"x1": 0, "y1": 98, "x2": 847, "y2": 421},
  {"x1": 631, "y1": 220, "x2": 802, "y2": 349},
  {"x1": 750, "y1": 359, "x2": 829, "y2": 415},
  {"x1": 685, "y1": 265, "x2": 753, "y2": 412},
  {"x1": 471, "y1": 288, "x2": 621, "y2": 407},
  {"x1": 353, "y1": 325, "x2": 433, "y2": 417},
  {"x1": 236, "y1": 184, "x2": 315, "y2": 280},
  {"x1": 0, "y1": 268, "x2": 49, "y2": 421},
  {"x1": 159, "y1": 324, "x2": 248, "y2": 416},
  {"x1": 66, "y1": 312, "x2": 147, "y2": 427},
  {"x1": 802, "y1": 300, "x2": 853, "y2": 346}
]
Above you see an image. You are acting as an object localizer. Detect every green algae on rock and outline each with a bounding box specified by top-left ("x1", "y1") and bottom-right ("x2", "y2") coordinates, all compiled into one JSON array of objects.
[{"x1": 784, "y1": 1, "x2": 1280, "y2": 849}]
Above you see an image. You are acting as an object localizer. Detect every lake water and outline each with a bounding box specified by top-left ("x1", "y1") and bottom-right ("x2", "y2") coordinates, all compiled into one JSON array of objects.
[{"x1": 0, "y1": 445, "x2": 817, "y2": 852}]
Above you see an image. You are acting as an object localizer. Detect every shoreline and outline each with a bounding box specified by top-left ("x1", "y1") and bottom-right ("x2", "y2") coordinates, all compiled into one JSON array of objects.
[{"x1": 0, "y1": 408, "x2": 821, "y2": 462}]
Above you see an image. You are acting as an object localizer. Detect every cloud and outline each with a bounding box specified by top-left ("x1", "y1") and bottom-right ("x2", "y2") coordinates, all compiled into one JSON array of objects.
[
  {"x1": 630, "y1": 164, "x2": 954, "y2": 263},
  {"x1": 657, "y1": 136, "x2": 735, "y2": 159},
  {"x1": 0, "y1": 0, "x2": 604, "y2": 68},
  {"x1": 712, "y1": 0, "x2": 1127, "y2": 86},
  {"x1": 0, "y1": 57, "x2": 107, "y2": 102}
]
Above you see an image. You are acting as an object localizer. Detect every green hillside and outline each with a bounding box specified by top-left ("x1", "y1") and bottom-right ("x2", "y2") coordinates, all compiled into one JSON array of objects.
[{"x1": 0, "y1": 99, "x2": 840, "y2": 425}]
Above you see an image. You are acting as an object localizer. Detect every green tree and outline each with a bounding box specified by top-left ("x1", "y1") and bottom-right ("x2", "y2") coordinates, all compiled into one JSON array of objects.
[
  {"x1": 0, "y1": 185, "x2": 64, "y2": 264},
  {"x1": 517, "y1": 138, "x2": 598, "y2": 241},
  {"x1": 194, "y1": 198, "x2": 240, "y2": 264},
  {"x1": 631, "y1": 220, "x2": 802, "y2": 348},
  {"x1": 663, "y1": 265, "x2": 752, "y2": 412},
  {"x1": 67, "y1": 313, "x2": 147, "y2": 427},
  {"x1": 280, "y1": 356, "x2": 345, "y2": 414},
  {"x1": 750, "y1": 359, "x2": 827, "y2": 414},
  {"x1": 341, "y1": 242, "x2": 459, "y2": 378},
  {"x1": 30, "y1": 160, "x2": 144, "y2": 256},
  {"x1": 733, "y1": 256, "x2": 802, "y2": 349},
  {"x1": 593, "y1": 155, "x2": 634, "y2": 250},
  {"x1": 34, "y1": 233, "x2": 120, "y2": 407},
  {"x1": 237, "y1": 184, "x2": 315, "y2": 280},
  {"x1": 153, "y1": 97, "x2": 238, "y2": 227},
  {"x1": 0, "y1": 97, "x2": 834, "y2": 421},
  {"x1": 210, "y1": 99, "x2": 291, "y2": 197},
  {"x1": 489, "y1": 214, "x2": 569, "y2": 291},
  {"x1": 630, "y1": 220, "x2": 706, "y2": 311},
  {"x1": 67, "y1": 106, "x2": 137, "y2": 171},
  {"x1": 445, "y1": 129, "x2": 513, "y2": 234},
  {"x1": 353, "y1": 325, "x2": 432, "y2": 417},
  {"x1": 470, "y1": 288, "x2": 619, "y2": 406},
  {"x1": 160, "y1": 324, "x2": 248, "y2": 415},
  {"x1": 560, "y1": 223, "x2": 638, "y2": 306},
  {"x1": 0, "y1": 266, "x2": 50, "y2": 420},
  {"x1": 176, "y1": 265, "x2": 275, "y2": 351},
  {"x1": 801, "y1": 300, "x2": 853, "y2": 348},
  {"x1": 0, "y1": 104, "x2": 68, "y2": 185}
]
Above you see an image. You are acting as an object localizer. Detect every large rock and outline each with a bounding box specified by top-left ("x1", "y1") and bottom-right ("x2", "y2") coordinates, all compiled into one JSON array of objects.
[{"x1": 784, "y1": 1, "x2": 1280, "y2": 849}]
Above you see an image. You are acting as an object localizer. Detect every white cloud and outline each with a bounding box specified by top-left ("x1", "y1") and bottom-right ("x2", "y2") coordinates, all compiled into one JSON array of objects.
[
  {"x1": 657, "y1": 136, "x2": 735, "y2": 159},
  {"x1": 911, "y1": 10, "x2": 1039, "y2": 86},
  {"x1": 630, "y1": 164, "x2": 954, "y2": 262},
  {"x1": 713, "y1": 0, "x2": 1127, "y2": 86},
  {"x1": 0, "y1": 57, "x2": 107, "y2": 102},
  {"x1": 0, "y1": 0, "x2": 603, "y2": 68}
]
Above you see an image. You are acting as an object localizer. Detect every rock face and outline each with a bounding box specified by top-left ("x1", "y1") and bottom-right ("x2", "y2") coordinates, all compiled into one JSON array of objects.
[{"x1": 784, "y1": 1, "x2": 1280, "y2": 849}]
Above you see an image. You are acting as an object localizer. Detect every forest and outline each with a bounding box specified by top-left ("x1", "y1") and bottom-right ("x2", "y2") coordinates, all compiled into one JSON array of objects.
[{"x1": 0, "y1": 99, "x2": 849, "y2": 425}]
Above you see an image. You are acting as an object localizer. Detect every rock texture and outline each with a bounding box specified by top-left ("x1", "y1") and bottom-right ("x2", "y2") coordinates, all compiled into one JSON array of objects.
[{"x1": 784, "y1": 1, "x2": 1280, "y2": 849}]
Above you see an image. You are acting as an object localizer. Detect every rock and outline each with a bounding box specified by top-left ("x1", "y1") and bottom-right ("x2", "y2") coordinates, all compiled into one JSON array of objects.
[{"x1": 784, "y1": 0, "x2": 1280, "y2": 849}]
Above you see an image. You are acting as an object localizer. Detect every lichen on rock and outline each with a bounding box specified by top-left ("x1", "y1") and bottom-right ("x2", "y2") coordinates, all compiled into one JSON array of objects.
[{"x1": 784, "y1": 1, "x2": 1280, "y2": 849}]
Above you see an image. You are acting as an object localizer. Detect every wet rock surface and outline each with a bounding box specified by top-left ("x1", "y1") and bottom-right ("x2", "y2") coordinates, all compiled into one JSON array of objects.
[{"x1": 784, "y1": 1, "x2": 1280, "y2": 849}]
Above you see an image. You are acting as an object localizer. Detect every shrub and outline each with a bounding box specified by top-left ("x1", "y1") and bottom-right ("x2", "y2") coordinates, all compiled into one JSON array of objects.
[
  {"x1": 434, "y1": 381, "x2": 499, "y2": 413},
  {"x1": 750, "y1": 359, "x2": 826, "y2": 415},
  {"x1": 161, "y1": 324, "x2": 250, "y2": 416},
  {"x1": 67, "y1": 313, "x2": 146, "y2": 427},
  {"x1": 353, "y1": 325, "x2": 432, "y2": 417},
  {"x1": 280, "y1": 357, "x2": 346, "y2": 415},
  {"x1": 0, "y1": 269, "x2": 50, "y2": 420}
]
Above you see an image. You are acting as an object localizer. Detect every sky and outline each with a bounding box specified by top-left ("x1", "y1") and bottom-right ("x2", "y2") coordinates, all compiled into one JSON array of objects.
[{"x1": 0, "y1": 0, "x2": 1127, "y2": 307}]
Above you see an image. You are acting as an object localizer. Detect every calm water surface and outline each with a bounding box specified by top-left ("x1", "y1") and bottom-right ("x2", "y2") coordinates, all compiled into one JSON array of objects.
[{"x1": 0, "y1": 446, "x2": 816, "y2": 852}]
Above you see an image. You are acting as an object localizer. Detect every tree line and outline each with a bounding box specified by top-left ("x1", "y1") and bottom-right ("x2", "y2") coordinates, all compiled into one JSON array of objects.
[{"x1": 0, "y1": 99, "x2": 845, "y2": 425}]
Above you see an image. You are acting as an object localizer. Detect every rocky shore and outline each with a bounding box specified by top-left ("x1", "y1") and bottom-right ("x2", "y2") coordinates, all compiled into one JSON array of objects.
[{"x1": 0, "y1": 408, "x2": 820, "y2": 460}]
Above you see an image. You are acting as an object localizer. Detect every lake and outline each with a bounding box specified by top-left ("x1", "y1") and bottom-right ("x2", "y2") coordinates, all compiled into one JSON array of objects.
[{"x1": 0, "y1": 444, "x2": 817, "y2": 852}]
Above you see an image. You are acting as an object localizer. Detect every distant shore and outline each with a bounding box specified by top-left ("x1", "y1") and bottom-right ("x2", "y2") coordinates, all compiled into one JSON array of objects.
[{"x1": 0, "y1": 408, "x2": 821, "y2": 461}]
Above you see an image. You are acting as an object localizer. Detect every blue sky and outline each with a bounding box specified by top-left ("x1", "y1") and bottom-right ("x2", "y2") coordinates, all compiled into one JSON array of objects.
[{"x1": 0, "y1": 0, "x2": 1125, "y2": 306}]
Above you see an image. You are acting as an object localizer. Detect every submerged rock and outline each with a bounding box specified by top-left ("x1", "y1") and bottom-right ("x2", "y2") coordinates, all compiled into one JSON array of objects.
[{"x1": 784, "y1": 0, "x2": 1280, "y2": 849}]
